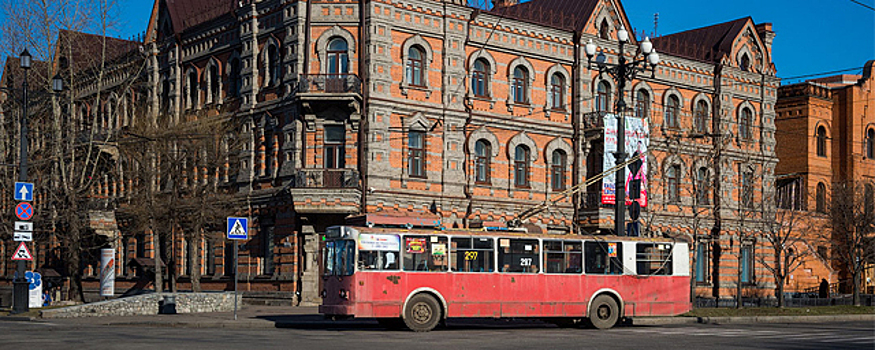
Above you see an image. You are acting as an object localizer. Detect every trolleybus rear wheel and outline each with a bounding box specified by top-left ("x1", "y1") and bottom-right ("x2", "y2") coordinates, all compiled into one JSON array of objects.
[
  {"x1": 403, "y1": 294, "x2": 441, "y2": 332},
  {"x1": 588, "y1": 295, "x2": 619, "y2": 330}
]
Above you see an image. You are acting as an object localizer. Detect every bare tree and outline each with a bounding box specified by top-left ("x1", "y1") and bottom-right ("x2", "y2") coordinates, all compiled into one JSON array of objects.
[
  {"x1": 827, "y1": 181, "x2": 875, "y2": 306},
  {"x1": 0, "y1": 0, "x2": 140, "y2": 301},
  {"x1": 757, "y1": 209, "x2": 816, "y2": 307}
]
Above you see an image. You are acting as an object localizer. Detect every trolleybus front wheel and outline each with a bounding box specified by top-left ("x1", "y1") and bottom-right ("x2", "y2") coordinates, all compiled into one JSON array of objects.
[
  {"x1": 403, "y1": 294, "x2": 442, "y2": 332},
  {"x1": 587, "y1": 295, "x2": 619, "y2": 330}
]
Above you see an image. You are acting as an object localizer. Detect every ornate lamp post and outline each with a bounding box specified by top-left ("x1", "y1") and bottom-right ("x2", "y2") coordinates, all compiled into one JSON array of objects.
[{"x1": 584, "y1": 27, "x2": 659, "y2": 236}]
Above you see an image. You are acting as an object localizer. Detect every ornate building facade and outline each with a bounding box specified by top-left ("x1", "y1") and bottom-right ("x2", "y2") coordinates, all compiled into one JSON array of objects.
[{"x1": 3, "y1": 0, "x2": 805, "y2": 304}]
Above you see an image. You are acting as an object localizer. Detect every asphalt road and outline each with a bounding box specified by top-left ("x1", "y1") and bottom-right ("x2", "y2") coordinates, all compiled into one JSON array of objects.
[{"x1": 0, "y1": 319, "x2": 871, "y2": 350}]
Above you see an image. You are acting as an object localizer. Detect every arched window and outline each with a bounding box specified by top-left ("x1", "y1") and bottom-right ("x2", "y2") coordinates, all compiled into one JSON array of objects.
[
  {"x1": 551, "y1": 150, "x2": 566, "y2": 191},
  {"x1": 327, "y1": 38, "x2": 349, "y2": 75},
  {"x1": 695, "y1": 100, "x2": 709, "y2": 133},
  {"x1": 866, "y1": 128, "x2": 874, "y2": 159},
  {"x1": 635, "y1": 89, "x2": 649, "y2": 118},
  {"x1": 816, "y1": 182, "x2": 827, "y2": 213},
  {"x1": 740, "y1": 54, "x2": 750, "y2": 72},
  {"x1": 209, "y1": 64, "x2": 220, "y2": 103},
  {"x1": 475, "y1": 140, "x2": 490, "y2": 184},
  {"x1": 665, "y1": 95, "x2": 680, "y2": 128},
  {"x1": 816, "y1": 126, "x2": 827, "y2": 157},
  {"x1": 187, "y1": 70, "x2": 198, "y2": 109},
  {"x1": 596, "y1": 81, "x2": 610, "y2": 113},
  {"x1": 161, "y1": 76, "x2": 171, "y2": 112},
  {"x1": 267, "y1": 44, "x2": 280, "y2": 86},
  {"x1": 599, "y1": 19, "x2": 610, "y2": 40},
  {"x1": 667, "y1": 165, "x2": 680, "y2": 203},
  {"x1": 229, "y1": 58, "x2": 241, "y2": 98},
  {"x1": 406, "y1": 46, "x2": 425, "y2": 87},
  {"x1": 472, "y1": 59, "x2": 489, "y2": 97},
  {"x1": 550, "y1": 74, "x2": 564, "y2": 110},
  {"x1": 514, "y1": 145, "x2": 530, "y2": 188},
  {"x1": 408, "y1": 131, "x2": 425, "y2": 178},
  {"x1": 740, "y1": 107, "x2": 753, "y2": 140},
  {"x1": 511, "y1": 66, "x2": 528, "y2": 104},
  {"x1": 697, "y1": 167, "x2": 710, "y2": 205}
]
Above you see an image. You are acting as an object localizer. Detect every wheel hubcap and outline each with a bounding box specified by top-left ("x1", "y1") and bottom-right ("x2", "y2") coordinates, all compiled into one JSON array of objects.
[
  {"x1": 597, "y1": 304, "x2": 611, "y2": 320},
  {"x1": 412, "y1": 302, "x2": 432, "y2": 324}
]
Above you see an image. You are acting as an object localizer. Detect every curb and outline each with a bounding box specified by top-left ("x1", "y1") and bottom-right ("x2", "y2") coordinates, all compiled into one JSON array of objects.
[
  {"x1": 0, "y1": 316, "x2": 37, "y2": 322},
  {"x1": 634, "y1": 314, "x2": 875, "y2": 326}
]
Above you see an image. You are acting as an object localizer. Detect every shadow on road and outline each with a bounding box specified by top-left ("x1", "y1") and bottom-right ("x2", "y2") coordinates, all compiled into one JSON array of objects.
[{"x1": 255, "y1": 314, "x2": 632, "y2": 332}]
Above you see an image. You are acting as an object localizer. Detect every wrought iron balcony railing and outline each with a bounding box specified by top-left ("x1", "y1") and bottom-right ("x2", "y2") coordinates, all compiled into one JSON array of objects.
[
  {"x1": 293, "y1": 168, "x2": 360, "y2": 189},
  {"x1": 297, "y1": 74, "x2": 362, "y2": 94}
]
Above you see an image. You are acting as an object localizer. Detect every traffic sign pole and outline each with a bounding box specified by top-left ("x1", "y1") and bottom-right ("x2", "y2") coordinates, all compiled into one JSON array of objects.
[
  {"x1": 234, "y1": 242, "x2": 238, "y2": 321},
  {"x1": 226, "y1": 217, "x2": 248, "y2": 321}
]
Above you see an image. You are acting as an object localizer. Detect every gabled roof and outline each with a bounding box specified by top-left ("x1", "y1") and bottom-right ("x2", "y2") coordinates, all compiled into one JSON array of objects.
[
  {"x1": 1, "y1": 57, "x2": 51, "y2": 91},
  {"x1": 651, "y1": 17, "x2": 750, "y2": 63},
  {"x1": 165, "y1": 0, "x2": 237, "y2": 34},
  {"x1": 489, "y1": 0, "x2": 599, "y2": 31},
  {"x1": 56, "y1": 30, "x2": 141, "y2": 74}
]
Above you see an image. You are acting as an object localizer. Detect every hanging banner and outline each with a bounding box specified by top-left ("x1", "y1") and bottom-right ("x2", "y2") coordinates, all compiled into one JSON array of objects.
[
  {"x1": 100, "y1": 248, "x2": 115, "y2": 297},
  {"x1": 602, "y1": 114, "x2": 649, "y2": 207}
]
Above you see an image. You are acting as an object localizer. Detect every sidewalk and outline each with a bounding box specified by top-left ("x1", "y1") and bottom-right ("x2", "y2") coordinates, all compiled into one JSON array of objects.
[{"x1": 21, "y1": 306, "x2": 874, "y2": 329}]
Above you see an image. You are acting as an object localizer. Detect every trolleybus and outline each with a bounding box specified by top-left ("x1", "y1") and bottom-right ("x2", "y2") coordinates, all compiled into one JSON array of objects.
[{"x1": 319, "y1": 225, "x2": 690, "y2": 331}]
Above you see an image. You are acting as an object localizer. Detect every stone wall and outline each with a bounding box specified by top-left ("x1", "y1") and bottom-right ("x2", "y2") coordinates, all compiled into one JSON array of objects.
[{"x1": 40, "y1": 292, "x2": 241, "y2": 319}]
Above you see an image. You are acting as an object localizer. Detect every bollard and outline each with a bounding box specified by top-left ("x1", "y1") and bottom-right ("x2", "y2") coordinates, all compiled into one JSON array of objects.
[{"x1": 159, "y1": 294, "x2": 177, "y2": 314}]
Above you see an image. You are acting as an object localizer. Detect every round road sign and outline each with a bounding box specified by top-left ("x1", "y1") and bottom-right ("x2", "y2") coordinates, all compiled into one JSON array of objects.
[{"x1": 15, "y1": 202, "x2": 34, "y2": 221}]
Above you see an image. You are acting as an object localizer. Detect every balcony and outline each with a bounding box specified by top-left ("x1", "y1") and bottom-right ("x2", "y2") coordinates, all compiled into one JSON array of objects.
[
  {"x1": 288, "y1": 168, "x2": 361, "y2": 214},
  {"x1": 297, "y1": 74, "x2": 361, "y2": 95},
  {"x1": 293, "y1": 168, "x2": 360, "y2": 188},
  {"x1": 584, "y1": 111, "x2": 607, "y2": 130}
]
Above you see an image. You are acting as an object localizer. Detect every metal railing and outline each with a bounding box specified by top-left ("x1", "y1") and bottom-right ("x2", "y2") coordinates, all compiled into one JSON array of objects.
[
  {"x1": 694, "y1": 295, "x2": 874, "y2": 308},
  {"x1": 584, "y1": 111, "x2": 607, "y2": 129},
  {"x1": 293, "y1": 168, "x2": 360, "y2": 189},
  {"x1": 297, "y1": 74, "x2": 362, "y2": 94},
  {"x1": 581, "y1": 191, "x2": 605, "y2": 209}
]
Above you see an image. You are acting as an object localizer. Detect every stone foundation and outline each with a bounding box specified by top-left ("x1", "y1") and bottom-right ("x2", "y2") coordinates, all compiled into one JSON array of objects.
[{"x1": 40, "y1": 292, "x2": 241, "y2": 318}]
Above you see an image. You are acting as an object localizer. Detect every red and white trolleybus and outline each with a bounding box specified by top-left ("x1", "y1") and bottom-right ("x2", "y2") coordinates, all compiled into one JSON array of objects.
[{"x1": 319, "y1": 225, "x2": 691, "y2": 331}]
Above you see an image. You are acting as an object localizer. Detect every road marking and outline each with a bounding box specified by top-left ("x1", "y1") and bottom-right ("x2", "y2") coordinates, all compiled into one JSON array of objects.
[{"x1": 819, "y1": 336, "x2": 875, "y2": 343}]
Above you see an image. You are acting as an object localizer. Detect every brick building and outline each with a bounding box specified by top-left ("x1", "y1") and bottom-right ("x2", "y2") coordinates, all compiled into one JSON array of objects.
[
  {"x1": 3, "y1": 0, "x2": 810, "y2": 304},
  {"x1": 776, "y1": 60, "x2": 875, "y2": 294}
]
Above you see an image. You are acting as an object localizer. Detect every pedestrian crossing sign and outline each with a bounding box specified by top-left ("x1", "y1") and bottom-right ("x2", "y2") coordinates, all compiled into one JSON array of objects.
[{"x1": 227, "y1": 217, "x2": 249, "y2": 240}]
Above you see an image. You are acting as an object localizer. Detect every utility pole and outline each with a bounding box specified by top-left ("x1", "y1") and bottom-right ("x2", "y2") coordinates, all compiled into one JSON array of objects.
[{"x1": 584, "y1": 28, "x2": 659, "y2": 236}]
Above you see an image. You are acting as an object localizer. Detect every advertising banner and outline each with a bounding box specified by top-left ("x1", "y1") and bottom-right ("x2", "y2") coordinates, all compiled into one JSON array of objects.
[
  {"x1": 602, "y1": 114, "x2": 649, "y2": 207},
  {"x1": 358, "y1": 234, "x2": 401, "y2": 251},
  {"x1": 26, "y1": 271, "x2": 42, "y2": 308},
  {"x1": 100, "y1": 248, "x2": 115, "y2": 297}
]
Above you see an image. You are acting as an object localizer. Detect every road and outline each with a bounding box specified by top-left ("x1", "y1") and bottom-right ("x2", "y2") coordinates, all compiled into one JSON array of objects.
[{"x1": 0, "y1": 319, "x2": 871, "y2": 350}]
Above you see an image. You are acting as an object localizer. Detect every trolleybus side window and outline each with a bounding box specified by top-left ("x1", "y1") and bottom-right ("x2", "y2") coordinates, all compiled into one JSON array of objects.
[
  {"x1": 324, "y1": 240, "x2": 355, "y2": 276},
  {"x1": 499, "y1": 238, "x2": 540, "y2": 273},
  {"x1": 451, "y1": 237, "x2": 495, "y2": 273},
  {"x1": 357, "y1": 234, "x2": 401, "y2": 271},
  {"x1": 636, "y1": 243, "x2": 673, "y2": 275},
  {"x1": 584, "y1": 241, "x2": 624, "y2": 274},
  {"x1": 544, "y1": 240, "x2": 582, "y2": 274},
  {"x1": 402, "y1": 235, "x2": 449, "y2": 272}
]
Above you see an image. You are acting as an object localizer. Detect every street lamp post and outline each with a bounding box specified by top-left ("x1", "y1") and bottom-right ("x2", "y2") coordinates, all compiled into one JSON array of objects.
[
  {"x1": 12, "y1": 49, "x2": 32, "y2": 314},
  {"x1": 10, "y1": 49, "x2": 63, "y2": 314},
  {"x1": 585, "y1": 28, "x2": 659, "y2": 236}
]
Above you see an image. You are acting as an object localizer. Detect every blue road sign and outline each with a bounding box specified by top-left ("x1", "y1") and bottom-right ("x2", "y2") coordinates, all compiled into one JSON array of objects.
[
  {"x1": 14, "y1": 182, "x2": 34, "y2": 202},
  {"x1": 15, "y1": 202, "x2": 34, "y2": 221},
  {"x1": 227, "y1": 217, "x2": 249, "y2": 240}
]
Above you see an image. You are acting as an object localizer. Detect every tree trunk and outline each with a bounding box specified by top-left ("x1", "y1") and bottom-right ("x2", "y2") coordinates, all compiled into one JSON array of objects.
[
  {"x1": 190, "y1": 234, "x2": 202, "y2": 292},
  {"x1": 65, "y1": 228, "x2": 85, "y2": 302},
  {"x1": 737, "y1": 250, "x2": 743, "y2": 309},
  {"x1": 853, "y1": 269, "x2": 861, "y2": 306},
  {"x1": 151, "y1": 221, "x2": 163, "y2": 293}
]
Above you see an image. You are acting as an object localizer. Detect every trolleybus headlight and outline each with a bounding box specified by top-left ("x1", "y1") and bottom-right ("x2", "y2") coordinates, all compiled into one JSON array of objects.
[
  {"x1": 321, "y1": 289, "x2": 328, "y2": 298},
  {"x1": 339, "y1": 289, "x2": 348, "y2": 299}
]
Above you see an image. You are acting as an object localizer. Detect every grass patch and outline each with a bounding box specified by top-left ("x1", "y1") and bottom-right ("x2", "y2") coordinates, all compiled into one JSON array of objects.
[{"x1": 683, "y1": 305, "x2": 875, "y2": 317}]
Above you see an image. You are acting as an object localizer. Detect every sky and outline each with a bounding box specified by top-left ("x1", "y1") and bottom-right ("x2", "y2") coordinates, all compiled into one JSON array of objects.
[{"x1": 46, "y1": 0, "x2": 875, "y2": 85}]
